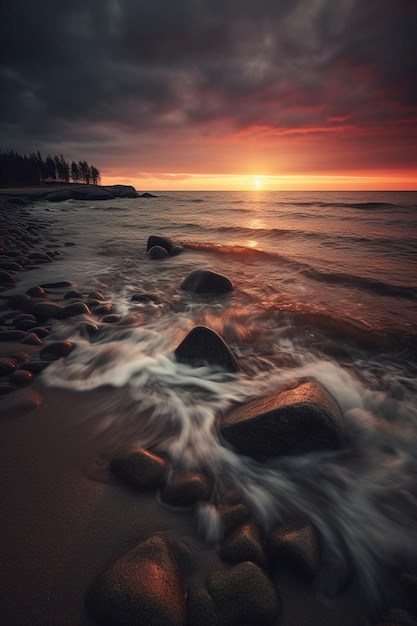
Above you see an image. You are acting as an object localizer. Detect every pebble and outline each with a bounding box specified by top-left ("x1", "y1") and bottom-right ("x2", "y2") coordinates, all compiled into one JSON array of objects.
[
  {"x1": 0, "y1": 387, "x2": 42, "y2": 416},
  {"x1": 110, "y1": 448, "x2": 169, "y2": 491}
]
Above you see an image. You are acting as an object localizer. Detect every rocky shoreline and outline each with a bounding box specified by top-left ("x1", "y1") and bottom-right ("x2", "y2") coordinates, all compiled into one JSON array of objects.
[{"x1": 1, "y1": 186, "x2": 417, "y2": 625}]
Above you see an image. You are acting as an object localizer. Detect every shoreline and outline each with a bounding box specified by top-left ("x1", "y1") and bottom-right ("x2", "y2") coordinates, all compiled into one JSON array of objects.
[{"x1": 1, "y1": 188, "x2": 416, "y2": 625}]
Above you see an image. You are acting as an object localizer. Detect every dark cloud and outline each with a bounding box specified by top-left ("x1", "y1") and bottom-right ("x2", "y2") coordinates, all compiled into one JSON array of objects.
[{"x1": 0, "y1": 0, "x2": 416, "y2": 176}]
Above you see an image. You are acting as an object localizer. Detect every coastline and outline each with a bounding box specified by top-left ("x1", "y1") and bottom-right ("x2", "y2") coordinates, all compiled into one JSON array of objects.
[{"x1": 1, "y1": 186, "x2": 416, "y2": 625}]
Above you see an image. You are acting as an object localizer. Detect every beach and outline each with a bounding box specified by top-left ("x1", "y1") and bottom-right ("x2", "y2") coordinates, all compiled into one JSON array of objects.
[{"x1": 1, "y1": 186, "x2": 417, "y2": 626}]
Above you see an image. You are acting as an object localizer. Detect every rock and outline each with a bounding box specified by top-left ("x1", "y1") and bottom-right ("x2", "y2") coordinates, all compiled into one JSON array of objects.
[
  {"x1": 10, "y1": 369, "x2": 33, "y2": 386},
  {"x1": 207, "y1": 561, "x2": 281, "y2": 625},
  {"x1": 0, "y1": 260, "x2": 21, "y2": 271},
  {"x1": 10, "y1": 294, "x2": 34, "y2": 312},
  {"x1": 0, "y1": 270, "x2": 16, "y2": 284},
  {"x1": 220, "y1": 379, "x2": 344, "y2": 460},
  {"x1": 92, "y1": 303, "x2": 113, "y2": 316},
  {"x1": 140, "y1": 192, "x2": 157, "y2": 197},
  {"x1": 26, "y1": 286, "x2": 46, "y2": 298},
  {"x1": 27, "y1": 252, "x2": 53, "y2": 263},
  {"x1": 103, "y1": 184, "x2": 139, "y2": 198},
  {"x1": 110, "y1": 448, "x2": 169, "y2": 491},
  {"x1": 102, "y1": 314, "x2": 121, "y2": 324},
  {"x1": 57, "y1": 301, "x2": 91, "y2": 319},
  {"x1": 88, "y1": 291, "x2": 105, "y2": 301},
  {"x1": 174, "y1": 326, "x2": 239, "y2": 372},
  {"x1": 13, "y1": 314, "x2": 37, "y2": 331},
  {"x1": 32, "y1": 301, "x2": 63, "y2": 322},
  {"x1": 181, "y1": 269, "x2": 233, "y2": 294},
  {"x1": 0, "y1": 387, "x2": 42, "y2": 416},
  {"x1": 40, "y1": 341, "x2": 75, "y2": 360},
  {"x1": 0, "y1": 382, "x2": 16, "y2": 395},
  {"x1": 64, "y1": 289, "x2": 84, "y2": 300},
  {"x1": 269, "y1": 520, "x2": 321, "y2": 580},
  {"x1": 19, "y1": 360, "x2": 51, "y2": 374},
  {"x1": 220, "y1": 523, "x2": 268, "y2": 568},
  {"x1": 220, "y1": 503, "x2": 250, "y2": 537},
  {"x1": 131, "y1": 293, "x2": 161, "y2": 304},
  {"x1": 0, "y1": 357, "x2": 17, "y2": 376},
  {"x1": 147, "y1": 235, "x2": 174, "y2": 254},
  {"x1": 160, "y1": 470, "x2": 214, "y2": 507},
  {"x1": 0, "y1": 330, "x2": 27, "y2": 341},
  {"x1": 20, "y1": 332, "x2": 42, "y2": 345},
  {"x1": 40, "y1": 281, "x2": 72, "y2": 290},
  {"x1": 148, "y1": 245, "x2": 169, "y2": 260},
  {"x1": 86, "y1": 534, "x2": 187, "y2": 626}
]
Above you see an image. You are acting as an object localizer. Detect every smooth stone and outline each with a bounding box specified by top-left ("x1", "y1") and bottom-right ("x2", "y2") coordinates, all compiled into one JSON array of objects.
[
  {"x1": 57, "y1": 301, "x2": 91, "y2": 319},
  {"x1": 10, "y1": 294, "x2": 33, "y2": 313},
  {"x1": 26, "y1": 286, "x2": 46, "y2": 298},
  {"x1": 0, "y1": 357, "x2": 17, "y2": 376},
  {"x1": 27, "y1": 252, "x2": 53, "y2": 263},
  {"x1": 19, "y1": 360, "x2": 51, "y2": 374},
  {"x1": 20, "y1": 332, "x2": 42, "y2": 345},
  {"x1": 146, "y1": 235, "x2": 173, "y2": 253},
  {"x1": 31, "y1": 326, "x2": 50, "y2": 338},
  {"x1": 220, "y1": 379, "x2": 344, "y2": 460},
  {"x1": 0, "y1": 387, "x2": 42, "y2": 416},
  {"x1": 0, "y1": 260, "x2": 21, "y2": 271},
  {"x1": 64, "y1": 289, "x2": 84, "y2": 299},
  {"x1": 92, "y1": 303, "x2": 113, "y2": 316},
  {"x1": 86, "y1": 534, "x2": 187, "y2": 626},
  {"x1": 40, "y1": 341, "x2": 75, "y2": 360},
  {"x1": 103, "y1": 184, "x2": 139, "y2": 198},
  {"x1": 175, "y1": 326, "x2": 239, "y2": 372},
  {"x1": 207, "y1": 561, "x2": 281, "y2": 625},
  {"x1": 88, "y1": 291, "x2": 105, "y2": 301},
  {"x1": 160, "y1": 470, "x2": 214, "y2": 507},
  {"x1": 110, "y1": 448, "x2": 169, "y2": 491},
  {"x1": 32, "y1": 301, "x2": 63, "y2": 322},
  {"x1": 148, "y1": 245, "x2": 169, "y2": 260},
  {"x1": 131, "y1": 293, "x2": 161, "y2": 304},
  {"x1": 140, "y1": 192, "x2": 157, "y2": 198},
  {"x1": 181, "y1": 269, "x2": 233, "y2": 294},
  {"x1": 102, "y1": 314, "x2": 121, "y2": 324},
  {"x1": 0, "y1": 270, "x2": 16, "y2": 284},
  {"x1": 220, "y1": 503, "x2": 250, "y2": 537},
  {"x1": 40, "y1": 281, "x2": 72, "y2": 289},
  {"x1": 14, "y1": 316, "x2": 37, "y2": 331},
  {"x1": 269, "y1": 520, "x2": 321, "y2": 580},
  {"x1": 0, "y1": 330, "x2": 27, "y2": 341},
  {"x1": 220, "y1": 522, "x2": 268, "y2": 568},
  {"x1": 10, "y1": 369, "x2": 33, "y2": 386}
]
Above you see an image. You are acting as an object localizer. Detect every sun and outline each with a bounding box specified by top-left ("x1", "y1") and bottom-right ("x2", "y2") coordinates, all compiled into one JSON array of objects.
[{"x1": 252, "y1": 175, "x2": 264, "y2": 190}]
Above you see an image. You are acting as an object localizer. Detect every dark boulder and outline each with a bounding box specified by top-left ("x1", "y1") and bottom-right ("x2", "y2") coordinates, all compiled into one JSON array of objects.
[
  {"x1": 86, "y1": 534, "x2": 187, "y2": 626},
  {"x1": 175, "y1": 326, "x2": 239, "y2": 372},
  {"x1": 206, "y1": 561, "x2": 281, "y2": 625},
  {"x1": 160, "y1": 470, "x2": 214, "y2": 507},
  {"x1": 146, "y1": 235, "x2": 173, "y2": 254},
  {"x1": 220, "y1": 522, "x2": 268, "y2": 568},
  {"x1": 57, "y1": 301, "x2": 91, "y2": 319},
  {"x1": 40, "y1": 341, "x2": 75, "y2": 360},
  {"x1": 148, "y1": 245, "x2": 169, "y2": 260},
  {"x1": 140, "y1": 192, "x2": 157, "y2": 197},
  {"x1": 220, "y1": 379, "x2": 344, "y2": 460},
  {"x1": 181, "y1": 269, "x2": 233, "y2": 294},
  {"x1": 103, "y1": 184, "x2": 139, "y2": 198},
  {"x1": 269, "y1": 520, "x2": 321, "y2": 580},
  {"x1": 32, "y1": 301, "x2": 64, "y2": 322},
  {"x1": 110, "y1": 448, "x2": 169, "y2": 491}
]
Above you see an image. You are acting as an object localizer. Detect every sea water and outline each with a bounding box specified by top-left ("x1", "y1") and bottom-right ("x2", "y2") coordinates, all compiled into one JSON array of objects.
[{"x1": 32, "y1": 190, "x2": 417, "y2": 605}]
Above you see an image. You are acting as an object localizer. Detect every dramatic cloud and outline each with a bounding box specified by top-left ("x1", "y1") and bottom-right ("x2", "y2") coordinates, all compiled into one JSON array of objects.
[{"x1": 0, "y1": 0, "x2": 416, "y2": 186}]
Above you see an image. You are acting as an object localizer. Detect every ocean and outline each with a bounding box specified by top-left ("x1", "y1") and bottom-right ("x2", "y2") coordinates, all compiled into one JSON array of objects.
[{"x1": 27, "y1": 189, "x2": 417, "y2": 606}]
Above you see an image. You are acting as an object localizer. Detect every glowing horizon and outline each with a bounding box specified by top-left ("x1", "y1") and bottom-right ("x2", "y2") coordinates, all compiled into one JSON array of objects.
[{"x1": 102, "y1": 171, "x2": 417, "y2": 192}]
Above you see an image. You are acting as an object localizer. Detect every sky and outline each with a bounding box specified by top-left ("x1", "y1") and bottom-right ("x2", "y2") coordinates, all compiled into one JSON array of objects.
[{"x1": 0, "y1": 0, "x2": 416, "y2": 190}]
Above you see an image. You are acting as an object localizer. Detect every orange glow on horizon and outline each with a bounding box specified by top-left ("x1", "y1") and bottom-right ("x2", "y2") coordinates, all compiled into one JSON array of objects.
[{"x1": 102, "y1": 170, "x2": 417, "y2": 192}]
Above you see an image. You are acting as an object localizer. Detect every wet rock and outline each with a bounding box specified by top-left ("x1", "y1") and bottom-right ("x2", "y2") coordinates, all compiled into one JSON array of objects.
[
  {"x1": 0, "y1": 330, "x2": 27, "y2": 341},
  {"x1": 86, "y1": 534, "x2": 187, "y2": 626},
  {"x1": 181, "y1": 269, "x2": 233, "y2": 294},
  {"x1": 64, "y1": 289, "x2": 83, "y2": 300},
  {"x1": 269, "y1": 520, "x2": 321, "y2": 580},
  {"x1": 169, "y1": 245, "x2": 184, "y2": 256},
  {"x1": 10, "y1": 294, "x2": 33, "y2": 313},
  {"x1": 148, "y1": 245, "x2": 169, "y2": 260},
  {"x1": 92, "y1": 303, "x2": 113, "y2": 316},
  {"x1": 88, "y1": 291, "x2": 105, "y2": 301},
  {"x1": 26, "y1": 285, "x2": 46, "y2": 298},
  {"x1": 40, "y1": 281, "x2": 72, "y2": 290},
  {"x1": 175, "y1": 326, "x2": 239, "y2": 372},
  {"x1": 102, "y1": 314, "x2": 121, "y2": 324},
  {"x1": 20, "y1": 332, "x2": 42, "y2": 345},
  {"x1": 0, "y1": 357, "x2": 17, "y2": 376},
  {"x1": 140, "y1": 192, "x2": 157, "y2": 198},
  {"x1": 160, "y1": 470, "x2": 214, "y2": 507},
  {"x1": 57, "y1": 301, "x2": 91, "y2": 319},
  {"x1": 77, "y1": 321, "x2": 99, "y2": 336},
  {"x1": 104, "y1": 184, "x2": 139, "y2": 198},
  {"x1": 31, "y1": 326, "x2": 50, "y2": 338},
  {"x1": 207, "y1": 561, "x2": 281, "y2": 625},
  {"x1": 27, "y1": 251, "x2": 53, "y2": 263},
  {"x1": 0, "y1": 387, "x2": 42, "y2": 416},
  {"x1": 220, "y1": 522, "x2": 267, "y2": 568},
  {"x1": 220, "y1": 379, "x2": 344, "y2": 460},
  {"x1": 131, "y1": 293, "x2": 161, "y2": 304},
  {"x1": 110, "y1": 448, "x2": 169, "y2": 491},
  {"x1": 32, "y1": 301, "x2": 63, "y2": 322},
  {"x1": 220, "y1": 503, "x2": 250, "y2": 537},
  {"x1": 0, "y1": 270, "x2": 16, "y2": 284},
  {"x1": 0, "y1": 260, "x2": 21, "y2": 271},
  {"x1": 13, "y1": 313, "x2": 37, "y2": 331},
  {"x1": 40, "y1": 340, "x2": 75, "y2": 360},
  {"x1": 147, "y1": 235, "x2": 173, "y2": 254},
  {"x1": 10, "y1": 369, "x2": 33, "y2": 386},
  {"x1": 0, "y1": 382, "x2": 15, "y2": 395},
  {"x1": 19, "y1": 360, "x2": 51, "y2": 374}
]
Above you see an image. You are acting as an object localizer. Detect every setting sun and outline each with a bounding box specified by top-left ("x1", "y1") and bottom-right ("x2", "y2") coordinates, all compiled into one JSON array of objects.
[{"x1": 252, "y1": 176, "x2": 264, "y2": 190}]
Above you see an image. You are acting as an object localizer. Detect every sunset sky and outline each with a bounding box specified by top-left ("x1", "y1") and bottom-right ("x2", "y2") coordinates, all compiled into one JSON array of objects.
[{"x1": 0, "y1": 0, "x2": 416, "y2": 190}]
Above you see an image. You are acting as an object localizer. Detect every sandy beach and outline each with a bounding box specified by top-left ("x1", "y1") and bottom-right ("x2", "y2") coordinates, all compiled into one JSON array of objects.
[{"x1": 1, "y1": 186, "x2": 416, "y2": 626}]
